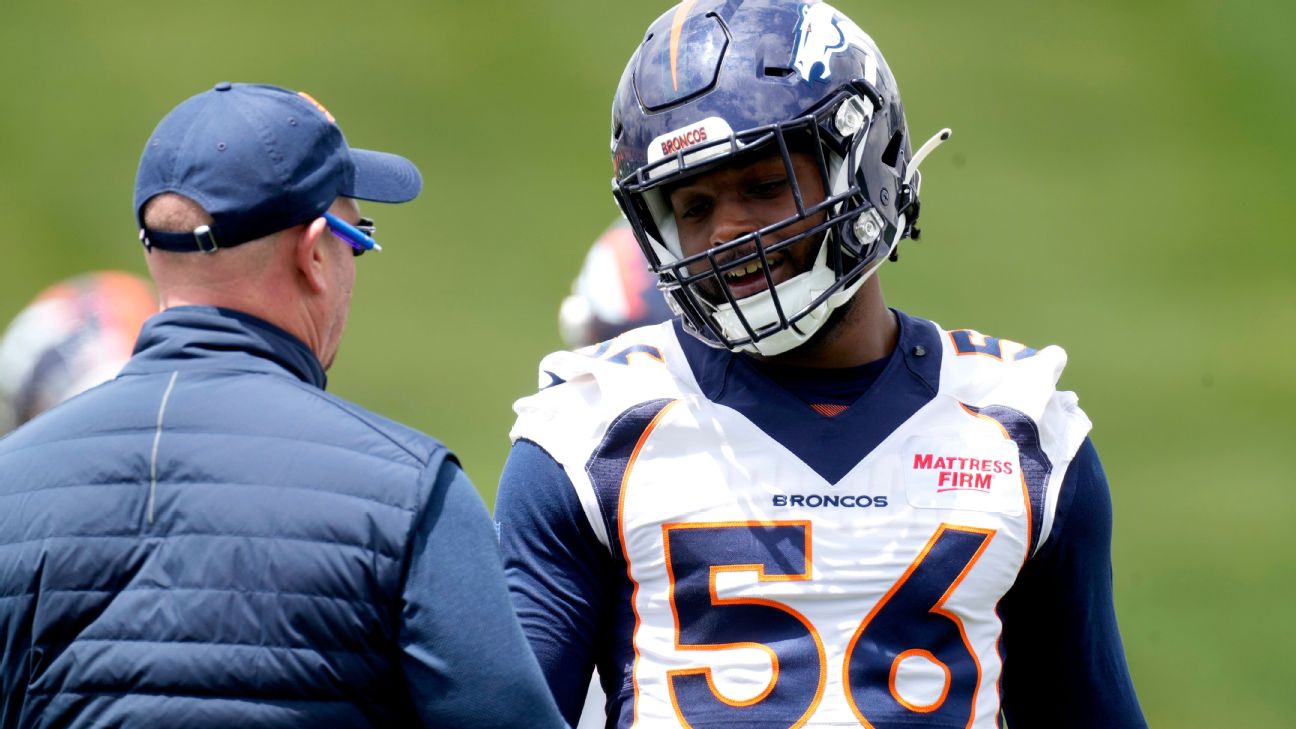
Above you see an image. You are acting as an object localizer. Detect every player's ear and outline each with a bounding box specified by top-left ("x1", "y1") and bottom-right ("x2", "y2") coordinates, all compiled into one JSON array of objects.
[{"x1": 294, "y1": 217, "x2": 330, "y2": 295}]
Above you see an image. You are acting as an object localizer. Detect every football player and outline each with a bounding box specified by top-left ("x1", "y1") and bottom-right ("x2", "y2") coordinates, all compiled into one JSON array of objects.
[
  {"x1": 558, "y1": 219, "x2": 673, "y2": 349},
  {"x1": 497, "y1": 1, "x2": 1147, "y2": 727},
  {"x1": 0, "y1": 271, "x2": 156, "y2": 434}
]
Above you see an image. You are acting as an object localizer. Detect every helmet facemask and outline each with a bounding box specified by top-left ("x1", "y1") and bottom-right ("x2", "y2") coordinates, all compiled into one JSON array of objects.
[{"x1": 615, "y1": 87, "x2": 908, "y2": 356}]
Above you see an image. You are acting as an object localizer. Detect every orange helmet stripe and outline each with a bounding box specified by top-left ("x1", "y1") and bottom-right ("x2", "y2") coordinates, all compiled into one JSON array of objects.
[{"x1": 669, "y1": 0, "x2": 700, "y2": 91}]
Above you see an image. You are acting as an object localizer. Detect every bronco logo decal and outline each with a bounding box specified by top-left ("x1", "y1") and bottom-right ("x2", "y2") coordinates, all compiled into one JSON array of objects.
[{"x1": 790, "y1": 2, "x2": 878, "y2": 84}]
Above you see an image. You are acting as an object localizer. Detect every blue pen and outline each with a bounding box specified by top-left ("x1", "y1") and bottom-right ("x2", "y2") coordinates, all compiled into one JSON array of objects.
[{"x1": 323, "y1": 212, "x2": 381, "y2": 254}]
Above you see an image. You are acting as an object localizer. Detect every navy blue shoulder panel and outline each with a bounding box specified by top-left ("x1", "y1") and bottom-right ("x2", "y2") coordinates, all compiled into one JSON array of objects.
[
  {"x1": 584, "y1": 398, "x2": 675, "y2": 557},
  {"x1": 997, "y1": 439, "x2": 1148, "y2": 726},
  {"x1": 675, "y1": 310, "x2": 942, "y2": 484},
  {"x1": 963, "y1": 404, "x2": 1052, "y2": 557}
]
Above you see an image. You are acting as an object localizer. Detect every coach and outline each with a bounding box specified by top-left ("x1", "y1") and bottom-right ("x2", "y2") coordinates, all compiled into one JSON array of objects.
[{"x1": 0, "y1": 83, "x2": 566, "y2": 728}]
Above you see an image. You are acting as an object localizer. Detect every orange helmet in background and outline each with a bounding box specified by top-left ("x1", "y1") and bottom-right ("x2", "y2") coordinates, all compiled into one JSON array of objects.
[
  {"x1": 558, "y1": 220, "x2": 673, "y2": 349},
  {"x1": 0, "y1": 271, "x2": 157, "y2": 433}
]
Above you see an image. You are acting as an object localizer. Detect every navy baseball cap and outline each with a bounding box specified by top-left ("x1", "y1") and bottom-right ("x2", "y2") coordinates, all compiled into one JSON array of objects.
[{"x1": 134, "y1": 82, "x2": 422, "y2": 252}]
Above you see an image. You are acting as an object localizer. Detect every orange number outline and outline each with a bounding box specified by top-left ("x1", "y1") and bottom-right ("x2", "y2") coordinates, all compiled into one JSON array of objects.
[
  {"x1": 661, "y1": 520, "x2": 827, "y2": 728},
  {"x1": 842, "y1": 524, "x2": 997, "y2": 728}
]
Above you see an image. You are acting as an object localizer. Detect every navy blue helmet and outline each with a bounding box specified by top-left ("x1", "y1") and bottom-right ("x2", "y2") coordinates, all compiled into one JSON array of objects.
[{"x1": 611, "y1": 0, "x2": 948, "y2": 355}]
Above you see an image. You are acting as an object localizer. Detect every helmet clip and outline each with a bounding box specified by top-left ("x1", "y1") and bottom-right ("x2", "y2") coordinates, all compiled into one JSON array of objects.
[
  {"x1": 834, "y1": 95, "x2": 872, "y2": 137},
  {"x1": 852, "y1": 208, "x2": 884, "y2": 250}
]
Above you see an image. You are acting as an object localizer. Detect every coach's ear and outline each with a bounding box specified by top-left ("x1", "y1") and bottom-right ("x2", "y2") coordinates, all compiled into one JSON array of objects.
[{"x1": 294, "y1": 217, "x2": 331, "y2": 295}]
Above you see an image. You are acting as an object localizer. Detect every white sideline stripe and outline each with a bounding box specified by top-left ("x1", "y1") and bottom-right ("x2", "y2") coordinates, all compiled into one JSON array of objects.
[{"x1": 148, "y1": 371, "x2": 179, "y2": 525}]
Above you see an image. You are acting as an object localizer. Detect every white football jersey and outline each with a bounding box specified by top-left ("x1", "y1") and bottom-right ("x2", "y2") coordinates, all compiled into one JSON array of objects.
[{"x1": 512, "y1": 313, "x2": 1090, "y2": 727}]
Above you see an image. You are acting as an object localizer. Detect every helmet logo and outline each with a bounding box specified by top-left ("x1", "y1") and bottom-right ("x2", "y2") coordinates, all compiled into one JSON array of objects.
[
  {"x1": 791, "y1": 2, "x2": 878, "y2": 84},
  {"x1": 670, "y1": 0, "x2": 700, "y2": 91}
]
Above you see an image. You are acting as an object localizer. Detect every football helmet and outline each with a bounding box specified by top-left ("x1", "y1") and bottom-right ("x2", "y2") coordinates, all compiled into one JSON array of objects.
[
  {"x1": 0, "y1": 271, "x2": 157, "y2": 433},
  {"x1": 559, "y1": 219, "x2": 674, "y2": 348},
  {"x1": 611, "y1": 0, "x2": 949, "y2": 355}
]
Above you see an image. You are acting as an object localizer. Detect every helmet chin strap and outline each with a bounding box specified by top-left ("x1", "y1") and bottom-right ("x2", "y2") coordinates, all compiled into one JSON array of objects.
[{"x1": 714, "y1": 212, "x2": 906, "y2": 357}]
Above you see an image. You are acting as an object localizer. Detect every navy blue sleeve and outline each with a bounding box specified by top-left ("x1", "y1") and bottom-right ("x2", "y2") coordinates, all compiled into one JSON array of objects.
[
  {"x1": 495, "y1": 438, "x2": 614, "y2": 728},
  {"x1": 400, "y1": 458, "x2": 569, "y2": 729},
  {"x1": 999, "y1": 438, "x2": 1147, "y2": 728}
]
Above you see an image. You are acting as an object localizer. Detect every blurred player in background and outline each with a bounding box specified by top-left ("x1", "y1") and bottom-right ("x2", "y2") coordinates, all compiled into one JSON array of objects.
[
  {"x1": 0, "y1": 271, "x2": 156, "y2": 434},
  {"x1": 497, "y1": 1, "x2": 1147, "y2": 727},
  {"x1": 558, "y1": 219, "x2": 673, "y2": 349}
]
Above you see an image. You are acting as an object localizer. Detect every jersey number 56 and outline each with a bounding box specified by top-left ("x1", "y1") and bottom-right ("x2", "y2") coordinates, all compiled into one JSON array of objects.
[{"x1": 661, "y1": 521, "x2": 995, "y2": 728}]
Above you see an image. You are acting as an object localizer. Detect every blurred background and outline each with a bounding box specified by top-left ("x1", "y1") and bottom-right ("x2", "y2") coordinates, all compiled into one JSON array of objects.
[{"x1": 2, "y1": 0, "x2": 1292, "y2": 724}]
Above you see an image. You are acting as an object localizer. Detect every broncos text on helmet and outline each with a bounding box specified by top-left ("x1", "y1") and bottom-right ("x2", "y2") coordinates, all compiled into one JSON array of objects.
[{"x1": 610, "y1": 0, "x2": 950, "y2": 356}]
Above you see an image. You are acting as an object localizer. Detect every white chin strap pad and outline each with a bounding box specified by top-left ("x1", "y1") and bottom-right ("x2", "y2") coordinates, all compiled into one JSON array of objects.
[{"x1": 714, "y1": 215, "x2": 905, "y2": 357}]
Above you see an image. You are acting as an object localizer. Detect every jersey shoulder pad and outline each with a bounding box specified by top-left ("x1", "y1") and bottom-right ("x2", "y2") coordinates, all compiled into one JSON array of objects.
[
  {"x1": 935, "y1": 322, "x2": 1092, "y2": 549},
  {"x1": 510, "y1": 321, "x2": 686, "y2": 460},
  {"x1": 937, "y1": 324, "x2": 1073, "y2": 417},
  {"x1": 936, "y1": 322, "x2": 1092, "y2": 457}
]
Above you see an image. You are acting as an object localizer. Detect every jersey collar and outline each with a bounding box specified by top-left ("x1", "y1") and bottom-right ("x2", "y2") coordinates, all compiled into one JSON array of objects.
[
  {"x1": 122, "y1": 306, "x2": 328, "y2": 389},
  {"x1": 675, "y1": 308, "x2": 942, "y2": 484}
]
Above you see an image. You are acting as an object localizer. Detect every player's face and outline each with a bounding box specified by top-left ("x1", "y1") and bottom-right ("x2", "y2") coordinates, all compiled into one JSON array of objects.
[{"x1": 666, "y1": 150, "x2": 827, "y2": 304}]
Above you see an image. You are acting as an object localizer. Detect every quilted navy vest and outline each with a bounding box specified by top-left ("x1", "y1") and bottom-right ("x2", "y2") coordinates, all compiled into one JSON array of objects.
[{"x1": 0, "y1": 307, "x2": 452, "y2": 727}]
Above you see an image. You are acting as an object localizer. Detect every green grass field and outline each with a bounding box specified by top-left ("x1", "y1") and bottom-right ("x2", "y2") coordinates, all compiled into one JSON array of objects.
[{"x1": 2, "y1": 1, "x2": 1293, "y2": 724}]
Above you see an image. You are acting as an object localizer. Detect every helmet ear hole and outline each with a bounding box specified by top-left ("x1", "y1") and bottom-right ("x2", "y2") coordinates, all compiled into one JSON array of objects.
[{"x1": 881, "y1": 130, "x2": 905, "y2": 170}]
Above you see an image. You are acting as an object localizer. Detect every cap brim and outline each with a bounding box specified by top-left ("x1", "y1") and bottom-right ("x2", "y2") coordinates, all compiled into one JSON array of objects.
[{"x1": 347, "y1": 148, "x2": 423, "y2": 204}]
